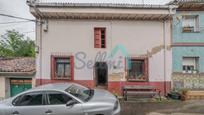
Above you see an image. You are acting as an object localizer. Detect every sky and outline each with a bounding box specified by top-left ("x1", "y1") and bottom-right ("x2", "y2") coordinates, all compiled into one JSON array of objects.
[{"x1": 0, "y1": 0, "x2": 171, "y2": 40}]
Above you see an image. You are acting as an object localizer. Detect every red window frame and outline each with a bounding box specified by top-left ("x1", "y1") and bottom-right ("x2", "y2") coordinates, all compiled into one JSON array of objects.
[
  {"x1": 51, "y1": 55, "x2": 74, "y2": 80},
  {"x1": 125, "y1": 57, "x2": 148, "y2": 82},
  {"x1": 94, "y1": 28, "x2": 106, "y2": 48}
]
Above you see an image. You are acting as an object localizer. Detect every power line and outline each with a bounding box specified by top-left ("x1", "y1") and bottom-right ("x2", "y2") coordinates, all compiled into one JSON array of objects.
[
  {"x1": 0, "y1": 21, "x2": 33, "y2": 25},
  {"x1": 0, "y1": 13, "x2": 36, "y2": 22},
  {"x1": 22, "y1": 31, "x2": 35, "y2": 34}
]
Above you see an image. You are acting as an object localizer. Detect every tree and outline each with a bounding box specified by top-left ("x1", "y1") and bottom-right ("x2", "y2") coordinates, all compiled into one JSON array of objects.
[{"x1": 0, "y1": 30, "x2": 35, "y2": 57}]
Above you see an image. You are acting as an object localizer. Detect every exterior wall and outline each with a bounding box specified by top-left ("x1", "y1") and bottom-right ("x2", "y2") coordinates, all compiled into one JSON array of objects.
[
  {"x1": 0, "y1": 77, "x2": 6, "y2": 100},
  {"x1": 172, "y1": 11, "x2": 204, "y2": 43},
  {"x1": 172, "y1": 73, "x2": 204, "y2": 89},
  {"x1": 173, "y1": 47, "x2": 204, "y2": 73},
  {"x1": 172, "y1": 11, "x2": 204, "y2": 89},
  {"x1": 5, "y1": 78, "x2": 10, "y2": 98},
  {"x1": 36, "y1": 19, "x2": 172, "y2": 95}
]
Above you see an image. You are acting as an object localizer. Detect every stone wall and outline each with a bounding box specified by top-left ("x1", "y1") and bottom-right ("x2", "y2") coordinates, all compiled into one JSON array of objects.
[{"x1": 172, "y1": 73, "x2": 204, "y2": 89}]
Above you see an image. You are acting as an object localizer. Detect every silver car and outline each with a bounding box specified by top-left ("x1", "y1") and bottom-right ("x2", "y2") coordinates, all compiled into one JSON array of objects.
[{"x1": 0, "y1": 83, "x2": 120, "y2": 115}]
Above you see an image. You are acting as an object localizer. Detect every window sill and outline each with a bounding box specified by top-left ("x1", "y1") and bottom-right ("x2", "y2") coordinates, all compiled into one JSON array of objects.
[
  {"x1": 52, "y1": 77, "x2": 71, "y2": 80},
  {"x1": 182, "y1": 31, "x2": 200, "y2": 33},
  {"x1": 172, "y1": 72, "x2": 202, "y2": 75},
  {"x1": 94, "y1": 47, "x2": 106, "y2": 49},
  {"x1": 127, "y1": 79, "x2": 148, "y2": 82},
  {"x1": 182, "y1": 73, "x2": 199, "y2": 75}
]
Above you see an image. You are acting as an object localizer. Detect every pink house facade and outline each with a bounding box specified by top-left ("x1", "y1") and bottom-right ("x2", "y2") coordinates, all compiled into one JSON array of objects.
[{"x1": 27, "y1": 0, "x2": 177, "y2": 95}]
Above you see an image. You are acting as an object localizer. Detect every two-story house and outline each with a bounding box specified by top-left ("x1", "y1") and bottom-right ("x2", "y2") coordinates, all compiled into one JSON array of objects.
[
  {"x1": 171, "y1": 0, "x2": 204, "y2": 89},
  {"x1": 27, "y1": 0, "x2": 176, "y2": 95}
]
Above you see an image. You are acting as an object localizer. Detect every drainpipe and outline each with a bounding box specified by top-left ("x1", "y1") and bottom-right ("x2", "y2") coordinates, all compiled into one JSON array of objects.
[
  {"x1": 30, "y1": 1, "x2": 43, "y2": 85},
  {"x1": 163, "y1": 20, "x2": 167, "y2": 96},
  {"x1": 162, "y1": 5, "x2": 176, "y2": 96},
  {"x1": 162, "y1": 5, "x2": 177, "y2": 96},
  {"x1": 39, "y1": 19, "x2": 43, "y2": 85}
]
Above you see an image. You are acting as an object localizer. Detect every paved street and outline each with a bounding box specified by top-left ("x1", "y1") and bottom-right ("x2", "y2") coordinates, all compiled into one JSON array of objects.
[{"x1": 121, "y1": 100, "x2": 204, "y2": 115}]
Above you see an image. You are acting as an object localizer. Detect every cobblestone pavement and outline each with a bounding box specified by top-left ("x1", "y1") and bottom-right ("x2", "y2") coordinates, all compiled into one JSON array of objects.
[{"x1": 120, "y1": 100, "x2": 204, "y2": 115}]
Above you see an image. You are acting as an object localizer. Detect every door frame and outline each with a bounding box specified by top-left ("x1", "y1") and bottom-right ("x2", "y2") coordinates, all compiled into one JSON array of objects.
[{"x1": 94, "y1": 62, "x2": 108, "y2": 87}]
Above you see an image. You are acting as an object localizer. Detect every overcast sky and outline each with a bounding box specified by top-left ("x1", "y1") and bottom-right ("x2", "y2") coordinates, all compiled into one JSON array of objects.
[{"x1": 0, "y1": 0, "x2": 171, "y2": 40}]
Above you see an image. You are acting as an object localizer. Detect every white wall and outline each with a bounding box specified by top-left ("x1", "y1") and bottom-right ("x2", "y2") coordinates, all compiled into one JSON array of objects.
[
  {"x1": 36, "y1": 19, "x2": 172, "y2": 82},
  {"x1": 0, "y1": 77, "x2": 6, "y2": 98}
]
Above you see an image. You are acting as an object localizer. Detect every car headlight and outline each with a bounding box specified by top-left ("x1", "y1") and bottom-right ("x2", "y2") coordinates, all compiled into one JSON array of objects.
[{"x1": 113, "y1": 101, "x2": 118, "y2": 110}]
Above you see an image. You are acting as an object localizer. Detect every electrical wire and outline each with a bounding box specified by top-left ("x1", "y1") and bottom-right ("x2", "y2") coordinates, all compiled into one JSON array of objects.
[
  {"x1": 0, "y1": 21, "x2": 33, "y2": 25},
  {"x1": 0, "y1": 13, "x2": 36, "y2": 22}
]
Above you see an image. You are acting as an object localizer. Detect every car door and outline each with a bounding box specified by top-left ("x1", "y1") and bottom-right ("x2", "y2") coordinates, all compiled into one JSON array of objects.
[
  {"x1": 11, "y1": 91, "x2": 46, "y2": 115},
  {"x1": 44, "y1": 91, "x2": 84, "y2": 115}
]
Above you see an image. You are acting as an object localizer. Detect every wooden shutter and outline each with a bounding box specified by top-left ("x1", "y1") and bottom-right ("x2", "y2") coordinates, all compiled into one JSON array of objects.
[
  {"x1": 144, "y1": 58, "x2": 148, "y2": 78},
  {"x1": 51, "y1": 55, "x2": 55, "y2": 79},
  {"x1": 70, "y1": 56, "x2": 74, "y2": 81},
  {"x1": 94, "y1": 28, "x2": 101, "y2": 48}
]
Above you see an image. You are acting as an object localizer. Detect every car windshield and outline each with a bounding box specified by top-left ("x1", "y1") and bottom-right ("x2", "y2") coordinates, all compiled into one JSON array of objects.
[{"x1": 65, "y1": 84, "x2": 94, "y2": 102}]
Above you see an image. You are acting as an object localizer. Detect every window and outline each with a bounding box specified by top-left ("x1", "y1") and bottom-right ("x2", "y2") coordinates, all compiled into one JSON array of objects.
[
  {"x1": 94, "y1": 28, "x2": 106, "y2": 48},
  {"x1": 182, "y1": 15, "x2": 199, "y2": 32},
  {"x1": 51, "y1": 55, "x2": 74, "y2": 80},
  {"x1": 47, "y1": 91, "x2": 72, "y2": 105},
  {"x1": 182, "y1": 57, "x2": 199, "y2": 73},
  {"x1": 56, "y1": 58, "x2": 70, "y2": 78},
  {"x1": 127, "y1": 58, "x2": 148, "y2": 81},
  {"x1": 15, "y1": 92, "x2": 43, "y2": 106}
]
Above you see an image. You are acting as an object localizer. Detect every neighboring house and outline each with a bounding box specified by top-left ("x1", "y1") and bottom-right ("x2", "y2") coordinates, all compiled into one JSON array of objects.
[
  {"x1": 27, "y1": 0, "x2": 177, "y2": 95},
  {"x1": 171, "y1": 0, "x2": 204, "y2": 89},
  {"x1": 0, "y1": 57, "x2": 35, "y2": 99}
]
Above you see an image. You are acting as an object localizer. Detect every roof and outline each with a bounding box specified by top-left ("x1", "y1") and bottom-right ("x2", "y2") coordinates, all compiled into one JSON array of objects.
[
  {"x1": 28, "y1": 0, "x2": 177, "y2": 21},
  {"x1": 175, "y1": 0, "x2": 204, "y2": 3},
  {"x1": 28, "y1": 0, "x2": 173, "y2": 9},
  {"x1": 0, "y1": 57, "x2": 35, "y2": 75},
  {"x1": 36, "y1": 0, "x2": 170, "y2": 5},
  {"x1": 169, "y1": 0, "x2": 204, "y2": 10}
]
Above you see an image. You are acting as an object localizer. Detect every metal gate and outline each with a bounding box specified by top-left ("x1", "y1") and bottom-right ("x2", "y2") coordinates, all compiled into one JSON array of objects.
[{"x1": 10, "y1": 78, "x2": 32, "y2": 97}]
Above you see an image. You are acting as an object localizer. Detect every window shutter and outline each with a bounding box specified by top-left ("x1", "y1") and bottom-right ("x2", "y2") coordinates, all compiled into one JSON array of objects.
[
  {"x1": 94, "y1": 29, "x2": 101, "y2": 48},
  {"x1": 70, "y1": 56, "x2": 74, "y2": 81},
  {"x1": 144, "y1": 58, "x2": 148, "y2": 76},
  {"x1": 51, "y1": 55, "x2": 55, "y2": 79}
]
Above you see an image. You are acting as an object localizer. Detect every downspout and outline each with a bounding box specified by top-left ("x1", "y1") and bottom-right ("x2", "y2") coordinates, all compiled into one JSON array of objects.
[
  {"x1": 162, "y1": 5, "x2": 176, "y2": 96},
  {"x1": 163, "y1": 20, "x2": 167, "y2": 96},
  {"x1": 39, "y1": 18, "x2": 42, "y2": 85},
  {"x1": 30, "y1": 1, "x2": 43, "y2": 85}
]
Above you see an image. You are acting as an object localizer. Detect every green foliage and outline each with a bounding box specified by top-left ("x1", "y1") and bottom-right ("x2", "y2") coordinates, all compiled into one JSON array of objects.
[{"x1": 0, "y1": 30, "x2": 35, "y2": 57}]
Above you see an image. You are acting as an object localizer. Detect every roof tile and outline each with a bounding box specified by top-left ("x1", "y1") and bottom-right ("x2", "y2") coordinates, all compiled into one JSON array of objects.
[{"x1": 0, "y1": 57, "x2": 35, "y2": 73}]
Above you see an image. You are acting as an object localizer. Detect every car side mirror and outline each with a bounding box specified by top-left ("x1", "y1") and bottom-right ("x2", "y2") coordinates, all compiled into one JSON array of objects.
[{"x1": 66, "y1": 100, "x2": 78, "y2": 107}]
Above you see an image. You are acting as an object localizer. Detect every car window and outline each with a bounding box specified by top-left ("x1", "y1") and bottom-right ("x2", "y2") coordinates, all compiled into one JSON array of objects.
[
  {"x1": 12, "y1": 96, "x2": 21, "y2": 106},
  {"x1": 15, "y1": 92, "x2": 43, "y2": 106},
  {"x1": 65, "y1": 84, "x2": 93, "y2": 102},
  {"x1": 47, "y1": 91, "x2": 72, "y2": 105}
]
